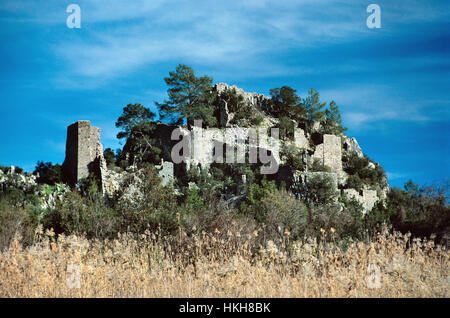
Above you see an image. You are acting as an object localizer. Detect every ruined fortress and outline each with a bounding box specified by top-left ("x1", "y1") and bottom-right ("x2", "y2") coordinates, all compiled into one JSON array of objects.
[
  {"x1": 61, "y1": 84, "x2": 388, "y2": 213},
  {"x1": 61, "y1": 120, "x2": 106, "y2": 186}
]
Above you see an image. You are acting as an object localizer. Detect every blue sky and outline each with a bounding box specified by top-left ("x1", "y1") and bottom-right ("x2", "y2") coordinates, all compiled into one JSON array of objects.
[{"x1": 0, "y1": 0, "x2": 449, "y2": 188}]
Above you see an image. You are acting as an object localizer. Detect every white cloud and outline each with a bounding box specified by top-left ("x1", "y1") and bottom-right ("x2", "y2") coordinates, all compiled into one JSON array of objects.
[{"x1": 386, "y1": 171, "x2": 408, "y2": 181}]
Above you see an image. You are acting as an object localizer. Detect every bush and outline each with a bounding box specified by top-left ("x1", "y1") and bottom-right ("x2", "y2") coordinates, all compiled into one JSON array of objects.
[
  {"x1": 179, "y1": 199, "x2": 259, "y2": 250},
  {"x1": 385, "y1": 180, "x2": 449, "y2": 244},
  {"x1": 345, "y1": 174, "x2": 364, "y2": 191},
  {"x1": 240, "y1": 178, "x2": 278, "y2": 219},
  {"x1": 310, "y1": 158, "x2": 331, "y2": 173},
  {"x1": 116, "y1": 166, "x2": 179, "y2": 235},
  {"x1": 183, "y1": 187, "x2": 206, "y2": 214},
  {"x1": 44, "y1": 191, "x2": 117, "y2": 239},
  {"x1": 259, "y1": 189, "x2": 308, "y2": 242},
  {"x1": 343, "y1": 152, "x2": 369, "y2": 175},
  {"x1": 103, "y1": 148, "x2": 116, "y2": 167},
  {"x1": 278, "y1": 116, "x2": 296, "y2": 141},
  {"x1": 282, "y1": 144, "x2": 305, "y2": 172},
  {"x1": 34, "y1": 161, "x2": 62, "y2": 185},
  {"x1": 0, "y1": 199, "x2": 38, "y2": 249},
  {"x1": 343, "y1": 153, "x2": 386, "y2": 187},
  {"x1": 300, "y1": 172, "x2": 338, "y2": 206},
  {"x1": 180, "y1": 166, "x2": 226, "y2": 201}
]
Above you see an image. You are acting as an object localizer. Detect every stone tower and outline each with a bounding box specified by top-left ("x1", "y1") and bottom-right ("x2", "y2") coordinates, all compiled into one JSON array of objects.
[{"x1": 62, "y1": 120, "x2": 106, "y2": 186}]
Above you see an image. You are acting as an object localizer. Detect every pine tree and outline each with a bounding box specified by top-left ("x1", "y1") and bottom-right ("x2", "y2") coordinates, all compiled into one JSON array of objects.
[
  {"x1": 269, "y1": 86, "x2": 307, "y2": 122},
  {"x1": 303, "y1": 88, "x2": 326, "y2": 122},
  {"x1": 323, "y1": 100, "x2": 347, "y2": 135},
  {"x1": 115, "y1": 103, "x2": 161, "y2": 166},
  {"x1": 156, "y1": 64, "x2": 217, "y2": 128}
]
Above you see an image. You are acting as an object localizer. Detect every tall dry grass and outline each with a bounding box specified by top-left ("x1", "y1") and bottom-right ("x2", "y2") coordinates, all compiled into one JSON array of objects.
[{"x1": 0, "y1": 227, "x2": 448, "y2": 297}]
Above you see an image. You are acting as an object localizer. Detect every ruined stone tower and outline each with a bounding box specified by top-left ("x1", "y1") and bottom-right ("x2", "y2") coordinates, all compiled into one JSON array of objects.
[{"x1": 62, "y1": 120, "x2": 106, "y2": 186}]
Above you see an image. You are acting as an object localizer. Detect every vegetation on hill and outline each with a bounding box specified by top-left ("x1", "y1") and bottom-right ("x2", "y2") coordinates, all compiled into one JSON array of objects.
[{"x1": 0, "y1": 65, "x2": 447, "y2": 297}]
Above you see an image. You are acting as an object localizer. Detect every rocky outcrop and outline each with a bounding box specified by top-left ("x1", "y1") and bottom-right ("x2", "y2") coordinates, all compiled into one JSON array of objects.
[
  {"x1": 343, "y1": 136, "x2": 363, "y2": 157},
  {"x1": 0, "y1": 166, "x2": 37, "y2": 193},
  {"x1": 294, "y1": 128, "x2": 309, "y2": 149},
  {"x1": 0, "y1": 167, "x2": 70, "y2": 209},
  {"x1": 214, "y1": 83, "x2": 272, "y2": 111}
]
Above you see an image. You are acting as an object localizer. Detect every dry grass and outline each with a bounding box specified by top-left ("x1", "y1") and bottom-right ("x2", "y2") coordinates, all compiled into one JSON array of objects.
[{"x1": 0, "y1": 227, "x2": 448, "y2": 298}]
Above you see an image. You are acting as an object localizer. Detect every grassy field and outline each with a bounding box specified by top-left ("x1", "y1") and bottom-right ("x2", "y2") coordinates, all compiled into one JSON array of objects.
[{"x1": 0, "y1": 228, "x2": 448, "y2": 297}]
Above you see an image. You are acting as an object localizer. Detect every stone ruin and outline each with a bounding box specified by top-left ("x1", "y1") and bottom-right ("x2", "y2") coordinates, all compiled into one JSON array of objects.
[
  {"x1": 61, "y1": 120, "x2": 175, "y2": 195},
  {"x1": 311, "y1": 134, "x2": 343, "y2": 173},
  {"x1": 62, "y1": 120, "x2": 106, "y2": 186},
  {"x1": 61, "y1": 84, "x2": 387, "y2": 213}
]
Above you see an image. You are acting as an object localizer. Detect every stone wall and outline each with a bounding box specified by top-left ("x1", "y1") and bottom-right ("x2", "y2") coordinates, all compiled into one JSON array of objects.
[
  {"x1": 156, "y1": 160, "x2": 174, "y2": 186},
  {"x1": 323, "y1": 135, "x2": 342, "y2": 173},
  {"x1": 181, "y1": 124, "x2": 281, "y2": 172},
  {"x1": 343, "y1": 188, "x2": 379, "y2": 214},
  {"x1": 62, "y1": 120, "x2": 106, "y2": 186},
  {"x1": 311, "y1": 134, "x2": 342, "y2": 173},
  {"x1": 294, "y1": 128, "x2": 309, "y2": 149}
]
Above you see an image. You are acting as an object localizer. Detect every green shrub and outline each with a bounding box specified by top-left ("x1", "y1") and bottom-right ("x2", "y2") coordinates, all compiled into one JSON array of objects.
[
  {"x1": 184, "y1": 187, "x2": 206, "y2": 214},
  {"x1": 259, "y1": 189, "x2": 308, "y2": 242},
  {"x1": 181, "y1": 166, "x2": 225, "y2": 201},
  {"x1": 343, "y1": 152, "x2": 369, "y2": 175},
  {"x1": 34, "y1": 161, "x2": 62, "y2": 185},
  {"x1": 310, "y1": 158, "x2": 332, "y2": 173},
  {"x1": 343, "y1": 153, "x2": 386, "y2": 187},
  {"x1": 44, "y1": 191, "x2": 117, "y2": 239},
  {"x1": 345, "y1": 174, "x2": 364, "y2": 191},
  {"x1": 278, "y1": 116, "x2": 296, "y2": 141},
  {"x1": 300, "y1": 172, "x2": 338, "y2": 206},
  {"x1": 116, "y1": 166, "x2": 179, "y2": 235},
  {"x1": 0, "y1": 199, "x2": 38, "y2": 249},
  {"x1": 103, "y1": 148, "x2": 116, "y2": 167},
  {"x1": 338, "y1": 196, "x2": 365, "y2": 240},
  {"x1": 282, "y1": 144, "x2": 305, "y2": 171},
  {"x1": 240, "y1": 178, "x2": 278, "y2": 219},
  {"x1": 384, "y1": 180, "x2": 449, "y2": 244}
]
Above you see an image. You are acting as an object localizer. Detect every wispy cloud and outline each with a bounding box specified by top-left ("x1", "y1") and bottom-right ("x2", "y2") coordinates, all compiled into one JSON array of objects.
[
  {"x1": 319, "y1": 82, "x2": 450, "y2": 130},
  {"x1": 386, "y1": 171, "x2": 409, "y2": 182},
  {"x1": 2, "y1": 0, "x2": 448, "y2": 84}
]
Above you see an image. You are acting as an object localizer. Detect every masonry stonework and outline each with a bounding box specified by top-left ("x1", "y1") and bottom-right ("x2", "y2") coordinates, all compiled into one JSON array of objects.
[
  {"x1": 343, "y1": 188, "x2": 379, "y2": 214},
  {"x1": 311, "y1": 134, "x2": 342, "y2": 173},
  {"x1": 61, "y1": 84, "x2": 384, "y2": 214},
  {"x1": 62, "y1": 120, "x2": 106, "y2": 186}
]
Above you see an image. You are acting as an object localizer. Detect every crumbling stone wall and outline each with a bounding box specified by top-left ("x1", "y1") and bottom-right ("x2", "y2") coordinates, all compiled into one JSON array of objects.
[
  {"x1": 60, "y1": 84, "x2": 385, "y2": 214},
  {"x1": 343, "y1": 188, "x2": 379, "y2": 214},
  {"x1": 62, "y1": 120, "x2": 106, "y2": 186},
  {"x1": 294, "y1": 128, "x2": 309, "y2": 149},
  {"x1": 311, "y1": 134, "x2": 342, "y2": 173},
  {"x1": 184, "y1": 125, "x2": 280, "y2": 174},
  {"x1": 323, "y1": 135, "x2": 342, "y2": 173},
  {"x1": 156, "y1": 160, "x2": 174, "y2": 186}
]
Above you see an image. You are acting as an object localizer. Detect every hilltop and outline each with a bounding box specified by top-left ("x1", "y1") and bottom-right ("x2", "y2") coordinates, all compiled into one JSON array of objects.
[{"x1": 0, "y1": 65, "x2": 448, "y2": 250}]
